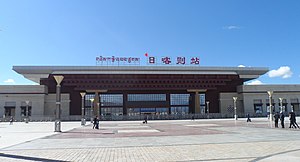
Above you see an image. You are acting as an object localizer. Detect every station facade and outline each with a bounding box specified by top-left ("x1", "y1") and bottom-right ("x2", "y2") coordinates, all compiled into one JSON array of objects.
[{"x1": 0, "y1": 66, "x2": 299, "y2": 121}]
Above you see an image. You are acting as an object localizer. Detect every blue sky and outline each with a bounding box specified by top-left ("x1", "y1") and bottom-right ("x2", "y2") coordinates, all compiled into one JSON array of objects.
[{"x1": 0, "y1": 0, "x2": 299, "y2": 85}]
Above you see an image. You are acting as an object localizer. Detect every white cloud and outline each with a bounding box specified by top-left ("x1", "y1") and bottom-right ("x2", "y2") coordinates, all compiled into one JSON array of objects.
[
  {"x1": 246, "y1": 80, "x2": 263, "y2": 85},
  {"x1": 4, "y1": 79, "x2": 15, "y2": 84},
  {"x1": 223, "y1": 25, "x2": 241, "y2": 30},
  {"x1": 268, "y1": 66, "x2": 293, "y2": 78},
  {"x1": 238, "y1": 65, "x2": 246, "y2": 67}
]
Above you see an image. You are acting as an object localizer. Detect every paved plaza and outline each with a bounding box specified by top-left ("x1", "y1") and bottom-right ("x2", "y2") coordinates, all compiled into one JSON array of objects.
[{"x1": 1, "y1": 118, "x2": 300, "y2": 162}]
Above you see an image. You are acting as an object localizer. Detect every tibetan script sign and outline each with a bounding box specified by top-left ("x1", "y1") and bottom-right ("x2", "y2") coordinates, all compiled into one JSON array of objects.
[{"x1": 96, "y1": 56, "x2": 141, "y2": 65}]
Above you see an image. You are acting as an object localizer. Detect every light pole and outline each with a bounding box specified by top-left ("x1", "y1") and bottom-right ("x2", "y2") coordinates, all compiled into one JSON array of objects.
[
  {"x1": 279, "y1": 98, "x2": 283, "y2": 113},
  {"x1": 90, "y1": 98, "x2": 94, "y2": 123},
  {"x1": 267, "y1": 91, "x2": 273, "y2": 121},
  {"x1": 206, "y1": 101, "x2": 210, "y2": 118},
  {"x1": 233, "y1": 97, "x2": 238, "y2": 120},
  {"x1": 25, "y1": 100, "x2": 30, "y2": 123},
  {"x1": 97, "y1": 102, "x2": 100, "y2": 117},
  {"x1": 80, "y1": 92, "x2": 86, "y2": 126},
  {"x1": 54, "y1": 75, "x2": 64, "y2": 132}
]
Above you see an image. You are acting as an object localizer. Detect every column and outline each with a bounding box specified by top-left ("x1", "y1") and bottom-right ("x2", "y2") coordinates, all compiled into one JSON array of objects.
[
  {"x1": 187, "y1": 89, "x2": 206, "y2": 114},
  {"x1": 267, "y1": 91, "x2": 273, "y2": 121},
  {"x1": 195, "y1": 92, "x2": 200, "y2": 113},
  {"x1": 54, "y1": 75, "x2": 64, "y2": 132},
  {"x1": 80, "y1": 92, "x2": 86, "y2": 126}
]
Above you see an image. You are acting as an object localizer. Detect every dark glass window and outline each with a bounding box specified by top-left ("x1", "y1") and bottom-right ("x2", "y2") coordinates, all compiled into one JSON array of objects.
[
  {"x1": 128, "y1": 108, "x2": 141, "y2": 116},
  {"x1": 171, "y1": 94, "x2": 190, "y2": 105},
  {"x1": 254, "y1": 105, "x2": 263, "y2": 114},
  {"x1": 100, "y1": 94, "x2": 123, "y2": 106},
  {"x1": 4, "y1": 107, "x2": 15, "y2": 116},
  {"x1": 171, "y1": 106, "x2": 189, "y2": 114},
  {"x1": 20, "y1": 106, "x2": 32, "y2": 116},
  {"x1": 128, "y1": 94, "x2": 166, "y2": 101},
  {"x1": 253, "y1": 99, "x2": 263, "y2": 114},
  {"x1": 101, "y1": 107, "x2": 123, "y2": 116},
  {"x1": 85, "y1": 94, "x2": 95, "y2": 107},
  {"x1": 199, "y1": 94, "x2": 206, "y2": 105}
]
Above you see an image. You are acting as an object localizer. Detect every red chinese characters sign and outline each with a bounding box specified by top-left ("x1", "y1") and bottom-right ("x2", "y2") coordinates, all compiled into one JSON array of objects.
[{"x1": 148, "y1": 56, "x2": 200, "y2": 65}]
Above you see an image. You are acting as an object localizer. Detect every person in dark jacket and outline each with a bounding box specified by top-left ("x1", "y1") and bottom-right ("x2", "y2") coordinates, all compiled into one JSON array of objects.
[
  {"x1": 246, "y1": 113, "x2": 251, "y2": 122},
  {"x1": 289, "y1": 112, "x2": 299, "y2": 128},
  {"x1": 93, "y1": 116, "x2": 99, "y2": 129},
  {"x1": 280, "y1": 112, "x2": 285, "y2": 128},
  {"x1": 9, "y1": 116, "x2": 14, "y2": 125},
  {"x1": 143, "y1": 115, "x2": 148, "y2": 124},
  {"x1": 292, "y1": 112, "x2": 300, "y2": 128},
  {"x1": 274, "y1": 112, "x2": 280, "y2": 128}
]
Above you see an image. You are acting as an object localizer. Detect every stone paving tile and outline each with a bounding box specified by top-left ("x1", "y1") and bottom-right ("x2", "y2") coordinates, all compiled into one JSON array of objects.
[
  {"x1": 1, "y1": 140, "x2": 300, "y2": 162},
  {"x1": 1, "y1": 119, "x2": 300, "y2": 161}
]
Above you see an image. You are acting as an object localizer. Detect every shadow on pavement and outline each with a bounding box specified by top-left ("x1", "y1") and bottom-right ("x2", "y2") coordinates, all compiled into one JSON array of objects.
[{"x1": 0, "y1": 153, "x2": 69, "y2": 162}]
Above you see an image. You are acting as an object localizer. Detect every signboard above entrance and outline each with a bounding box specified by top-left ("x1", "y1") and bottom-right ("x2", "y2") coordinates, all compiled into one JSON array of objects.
[
  {"x1": 96, "y1": 55, "x2": 200, "y2": 66},
  {"x1": 147, "y1": 56, "x2": 200, "y2": 65}
]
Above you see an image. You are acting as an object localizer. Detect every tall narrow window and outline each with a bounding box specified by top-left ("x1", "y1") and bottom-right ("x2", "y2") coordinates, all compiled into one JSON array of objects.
[{"x1": 253, "y1": 99, "x2": 263, "y2": 114}]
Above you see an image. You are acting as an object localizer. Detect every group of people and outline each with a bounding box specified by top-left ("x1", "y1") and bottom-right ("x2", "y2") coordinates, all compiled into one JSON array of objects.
[
  {"x1": 273, "y1": 112, "x2": 285, "y2": 128},
  {"x1": 274, "y1": 111, "x2": 300, "y2": 129}
]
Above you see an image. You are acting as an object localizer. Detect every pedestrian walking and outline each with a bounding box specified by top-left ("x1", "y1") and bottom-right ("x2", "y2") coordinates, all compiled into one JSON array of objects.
[
  {"x1": 143, "y1": 115, "x2": 148, "y2": 124},
  {"x1": 289, "y1": 111, "x2": 299, "y2": 129},
  {"x1": 191, "y1": 115, "x2": 195, "y2": 121},
  {"x1": 95, "y1": 116, "x2": 100, "y2": 129},
  {"x1": 274, "y1": 112, "x2": 280, "y2": 128},
  {"x1": 280, "y1": 112, "x2": 285, "y2": 128},
  {"x1": 246, "y1": 113, "x2": 251, "y2": 122},
  {"x1": 93, "y1": 116, "x2": 98, "y2": 129},
  {"x1": 292, "y1": 112, "x2": 300, "y2": 128},
  {"x1": 9, "y1": 116, "x2": 14, "y2": 125}
]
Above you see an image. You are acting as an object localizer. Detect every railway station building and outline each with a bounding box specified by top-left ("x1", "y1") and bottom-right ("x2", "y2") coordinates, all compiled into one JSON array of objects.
[{"x1": 1, "y1": 65, "x2": 300, "y2": 121}]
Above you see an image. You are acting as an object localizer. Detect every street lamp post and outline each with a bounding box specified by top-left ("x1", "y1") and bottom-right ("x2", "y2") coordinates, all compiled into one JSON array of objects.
[
  {"x1": 80, "y1": 92, "x2": 86, "y2": 126},
  {"x1": 233, "y1": 97, "x2": 238, "y2": 120},
  {"x1": 267, "y1": 91, "x2": 273, "y2": 121},
  {"x1": 97, "y1": 102, "x2": 100, "y2": 117},
  {"x1": 90, "y1": 98, "x2": 94, "y2": 123},
  {"x1": 54, "y1": 75, "x2": 64, "y2": 132},
  {"x1": 25, "y1": 100, "x2": 30, "y2": 123},
  {"x1": 279, "y1": 98, "x2": 283, "y2": 113},
  {"x1": 206, "y1": 101, "x2": 210, "y2": 118}
]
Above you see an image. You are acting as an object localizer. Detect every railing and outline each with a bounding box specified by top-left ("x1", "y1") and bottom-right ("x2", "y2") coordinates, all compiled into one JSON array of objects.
[
  {"x1": 1, "y1": 112, "x2": 299, "y2": 122},
  {"x1": 99, "y1": 113, "x2": 268, "y2": 121}
]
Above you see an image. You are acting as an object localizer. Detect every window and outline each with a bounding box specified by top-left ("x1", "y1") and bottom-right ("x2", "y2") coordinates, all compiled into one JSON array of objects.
[
  {"x1": 4, "y1": 102, "x2": 16, "y2": 117},
  {"x1": 266, "y1": 99, "x2": 276, "y2": 113},
  {"x1": 128, "y1": 108, "x2": 141, "y2": 116},
  {"x1": 171, "y1": 106, "x2": 189, "y2": 114},
  {"x1": 5, "y1": 107, "x2": 15, "y2": 116},
  {"x1": 171, "y1": 94, "x2": 190, "y2": 105},
  {"x1": 278, "y1": 99, "x2": 288, "y2": 112},
  {"x1": 253, "y1": 99, "x2": 263, "y2": 114},
  {"x1": 199, "y1": 94, "x2": 206, "y2": 105},
  {"x1": 20, "y1": 106, "x2": 32, "y2": 116},
  {"x1": 128, "y1": 94, "x2": 166, "y2": 101},
  {"x1": 85, "y1": 94, "x2": 95, "y2": 107},
  {"x1": 101, "y1": 107, "x2": 123, "y2": 116},
  {"x1": 100, "y1": 94, "x2": 123, "y2": 106}
]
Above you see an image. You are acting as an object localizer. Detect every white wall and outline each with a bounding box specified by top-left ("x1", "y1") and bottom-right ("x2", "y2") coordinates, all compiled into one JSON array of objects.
[
  {"x1": 219, "y1": 93, "x2": 243, "y2": 115},
  {"x1": 44, "y1": 94, "x2": 70, "y2": 119}
]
